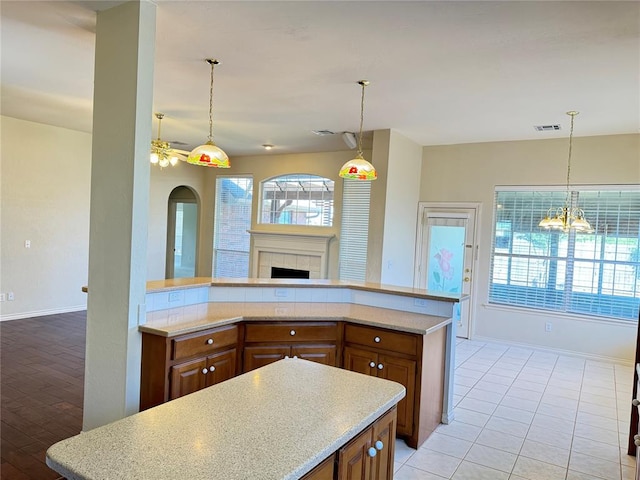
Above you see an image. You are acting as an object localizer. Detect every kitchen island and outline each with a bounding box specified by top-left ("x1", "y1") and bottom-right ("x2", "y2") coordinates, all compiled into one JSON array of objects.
[{"x1": 46, "y1": 359, "x2": 405, "y2": 480}]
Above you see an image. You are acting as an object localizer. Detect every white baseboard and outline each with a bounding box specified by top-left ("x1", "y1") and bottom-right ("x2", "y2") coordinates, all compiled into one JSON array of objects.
[
  {"x1": 0, "y1": 305, "x2": 86, "y2": 322},
  {"x1": 470, "y1": 335, "x2": 634, "y2": 367}
]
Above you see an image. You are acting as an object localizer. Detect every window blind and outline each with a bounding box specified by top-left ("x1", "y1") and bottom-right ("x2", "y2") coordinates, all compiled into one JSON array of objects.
[
  {"x1": 489, "y1": 187, "x2": 640, "y2": 321},
  {"x1": 213, "y1": 177, "x2": 253, "y2": 278},
  {"x1": 339, "y1": 179, "x2": 371, "y2": 281}
]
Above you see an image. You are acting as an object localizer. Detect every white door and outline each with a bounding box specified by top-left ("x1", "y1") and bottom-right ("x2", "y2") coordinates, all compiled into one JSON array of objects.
[{"x1": 414, "y1": 204, "x2": 478, "y2": 338}]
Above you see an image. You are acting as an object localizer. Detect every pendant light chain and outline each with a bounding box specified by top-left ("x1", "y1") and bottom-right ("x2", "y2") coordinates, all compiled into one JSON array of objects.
[
  {"x1": 565, "y1": 111, "x2": 578, "y2": 206},
  {"x1": 357, "y1": 81, "x2": 366, "y2": 156},
  {"x1": 207, "y1": 59, "x2": 218, "y2": 143}
]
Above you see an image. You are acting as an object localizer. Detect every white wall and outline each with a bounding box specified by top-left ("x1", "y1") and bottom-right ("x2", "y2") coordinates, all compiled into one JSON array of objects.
[
  {"x1": 1, "y1": 116, "x2": 92, "y2": 319},
  {"x1": 421, "y1": 133, "x2": 640, "y2": 362}
]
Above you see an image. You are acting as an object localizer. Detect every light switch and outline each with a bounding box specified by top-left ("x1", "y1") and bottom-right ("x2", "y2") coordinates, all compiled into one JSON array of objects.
[{"x1": 25, "y1": 240, "x2": 31, "y2": 248}]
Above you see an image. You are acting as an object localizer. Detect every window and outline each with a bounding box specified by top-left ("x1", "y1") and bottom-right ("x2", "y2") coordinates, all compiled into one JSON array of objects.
[
  {"x1": 259, "y1": 174, "x2": 334, "y2": 226},
  {"x1": 489, "y1": 187, "x2": 640, "y2": 321},
  {"x1": 339, "y1": 180, "x2": 371, "y2": 281},
  {"x1": 213, "y1": 177, "x2": 253, "y2": 277}
]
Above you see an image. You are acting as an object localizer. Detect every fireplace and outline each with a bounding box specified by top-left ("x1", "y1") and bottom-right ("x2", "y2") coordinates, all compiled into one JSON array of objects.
[
  {"x1": 248, "y1": 231, "x2": 335, "y2": 279},
  {"x1": 271, "y1": 267, "x2": 310, "y2": 279}
]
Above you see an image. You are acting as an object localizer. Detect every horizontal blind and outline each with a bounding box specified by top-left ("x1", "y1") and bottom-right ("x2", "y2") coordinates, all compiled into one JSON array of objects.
[
  {"x1": 489, "y1": 188, "x2": 640, "y2": 321},
  {"x1": 339, "y1": 179, "x2": 371, "y2": 281},
  {"x1": 213, "y1": 177, "x2": 253, "y2": 278}
]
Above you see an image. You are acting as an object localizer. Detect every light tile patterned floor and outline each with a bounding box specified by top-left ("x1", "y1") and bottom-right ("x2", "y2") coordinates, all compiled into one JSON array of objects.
[{"x1": 393, "y1": 338, "x2": 637, "y2": 480}]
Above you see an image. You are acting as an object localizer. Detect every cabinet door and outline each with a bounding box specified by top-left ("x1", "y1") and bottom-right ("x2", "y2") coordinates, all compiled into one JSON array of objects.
[
  {"x1": 370, "y1": 408, "x2": 397, "y2": 480},
  {"x1": 343, "y1": 346, "x2": 378, "y2": 377},
  {"x1": 337, "y1": 426, "x2": 372, "y2": 480},
  {"x1": 170, "y1": 357, "x2": 207, "y2": 399},
  {"x1": 206, "y1": 348, "x2": 237, "y2": 387},
  {"x1": 292, "y1": 345, "x2": 337, "y2": 366},
  {"x1": 378, "y1": 355, "x2": 416, "y2": 437},
  {"x1": 243, "y1": 345, "x2": 290, "y2": 372},
  {"x1": 301, "y1": 455, "x2": 335, "y2": 480}
]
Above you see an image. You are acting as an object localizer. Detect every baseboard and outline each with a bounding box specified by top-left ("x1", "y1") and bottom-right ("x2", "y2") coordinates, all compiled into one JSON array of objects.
[
  {"x1": 0, "y1": 305, "x2": 86, "y2": 322},
  {"x1": 470, "y1": 335, "x2": 634, "y2": 367}
]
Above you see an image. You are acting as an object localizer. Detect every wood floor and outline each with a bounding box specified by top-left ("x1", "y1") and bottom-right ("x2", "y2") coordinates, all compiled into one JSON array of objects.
[{"x1": 1, "y1": 311, "x2": 86, "y2": 480}]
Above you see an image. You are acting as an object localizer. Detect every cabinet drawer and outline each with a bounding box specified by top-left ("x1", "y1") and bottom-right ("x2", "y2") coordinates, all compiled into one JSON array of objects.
[
  {"x1": 344, "y1": 324, "x2": 418, "y2": 356},
  {"x1": 172, "y1": 325, "x2": 238, "y2": 361},
  {"x1": 244, "y1": 322, "x2": 338, "y2": 343}
]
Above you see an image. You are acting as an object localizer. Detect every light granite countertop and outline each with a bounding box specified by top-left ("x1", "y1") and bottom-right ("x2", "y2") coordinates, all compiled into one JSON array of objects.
[
  {"x1": 143, "y1": 277, "x2": 465, "y2": 302},
  {"x1": 141, "y1": 302, "x2": 452, "y2": 337},
  {"x1": 46, "y1": 359, "x2": 406, "y2": 480}
]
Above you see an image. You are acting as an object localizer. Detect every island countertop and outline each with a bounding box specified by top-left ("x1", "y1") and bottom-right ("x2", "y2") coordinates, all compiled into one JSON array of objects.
[
  {"x1": 46, "y1": 359, "x2": 406, "y2": 480},
  {"x1": 141, "y1": 302, "x2": 452, "y2": 337}
]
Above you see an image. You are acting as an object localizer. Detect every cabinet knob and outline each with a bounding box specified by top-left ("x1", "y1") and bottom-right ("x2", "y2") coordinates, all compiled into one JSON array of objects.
[
  {"x1": 375, "y1": 440, "x2": 384, "y2": 451},
  {"x1": 290, "y1": 330, "x2": 296, "y2": 336},
  {"x1": 369, "y1": 361, "x2": 376, "y2": 368},
  {"x1": 377, "y1": 363, "x2": 384, "y2": 370},
  {"x1": 635, "y1": 434, "x2": 640, "y2": 442},
  {"x1": 633, "y1": 398, "x2": 640, "y2": 407},
  {"x1": 285, "y1": 355, "x2": 290, "y2": 359},
  {"x1": 374, "y1": 336, "x2": 381, "y2": 343},
  {"x1": 209, "y1": 366, "x2": 216, "y2": 372},
  {"x1": 635, "y1": 438, "x2": 640, "y2": 447},
  {"x1": 367, "y1": 447, "x2": 377, "y2": 458},
  {"x1": 201, "y1": 368, "x2": 208, "y2": 375},
  {"x1": 293, "y1": 355, "x2": 298, "y2": 359},
  {"x1": 206, "y1": 338, "x2": 214, "y2": 345}
]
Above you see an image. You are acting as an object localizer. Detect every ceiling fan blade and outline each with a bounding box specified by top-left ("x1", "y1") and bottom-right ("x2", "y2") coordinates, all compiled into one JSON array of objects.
[{"x1": 171, "y1": 148, "x2": 191, "y2": 155}]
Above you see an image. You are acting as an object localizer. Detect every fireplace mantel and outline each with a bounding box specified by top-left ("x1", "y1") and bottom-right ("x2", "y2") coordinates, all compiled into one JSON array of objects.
[{"x1": 248, "y1": 230, "x2": 335, "y2": 279}]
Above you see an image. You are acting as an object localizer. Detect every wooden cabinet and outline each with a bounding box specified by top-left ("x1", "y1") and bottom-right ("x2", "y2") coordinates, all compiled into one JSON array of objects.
[
  {"x1": 301, "y1": 456, "x2": 335, "y2": 480},
  {"x1": 140, "y1": 325, "x2": 239, "y2": 409},
  {"x1": 242, "y1": 322, "x2": 338, "y2": 372},
  {"x1": 337, "y1": 407, "x2": 396, "y2": 480},
  {"x1": 343, "y1": 323, "x2": 444, "y2": 449}
]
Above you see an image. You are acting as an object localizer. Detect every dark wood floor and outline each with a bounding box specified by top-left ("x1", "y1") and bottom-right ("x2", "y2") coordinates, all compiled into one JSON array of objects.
[{"x1": 1, "y1": 311, "x2": 86, "y2": 480}]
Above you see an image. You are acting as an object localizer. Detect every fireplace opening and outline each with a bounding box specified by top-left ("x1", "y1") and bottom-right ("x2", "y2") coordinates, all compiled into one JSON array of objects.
[{"x1": 271, "y1": 267, "x2": 310, "y2": 279}]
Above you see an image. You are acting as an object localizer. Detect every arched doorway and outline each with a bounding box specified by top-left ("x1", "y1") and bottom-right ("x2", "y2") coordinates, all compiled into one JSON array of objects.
[{"x1": 166, "y1": 186, "x2": 199, "y2": 279}]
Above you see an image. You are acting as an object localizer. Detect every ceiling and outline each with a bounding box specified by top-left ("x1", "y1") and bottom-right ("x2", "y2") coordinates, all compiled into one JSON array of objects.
[{"x1": 2, "y1": 1, "x2": 639, "y2": 156}]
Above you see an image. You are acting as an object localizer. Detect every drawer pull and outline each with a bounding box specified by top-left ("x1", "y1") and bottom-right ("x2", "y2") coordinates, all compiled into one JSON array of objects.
[
  {"x1": 206, "y1": 338, "x2": 214, "y2": 345},
  {"x1": 290, "y1": 330, "x2": 296, "y2": 336},
  {"x1": 374, "y1": 336, "x2": 381, "y2": 343},
  {"x1": 377, "y1": 363, "x2": 384, "y2": 370},
  {"x1": 209, "y1": 366, "x2": 216, "y2": 372},
  {"x1": 367, "y1": 447, "x2": 377, "y2": 458},
  {"x1": 369, "y1": 361, "x2": 376, "y2": 368},
  {"x1": 633, "y1": 399, "x2": 640, "y2": 407},
  {"x1": 201, "y1": 368, "x2": 208, "y2": 375},
  {"x1": 375, "y1": 440, "x2": 384, "y2": 451}
]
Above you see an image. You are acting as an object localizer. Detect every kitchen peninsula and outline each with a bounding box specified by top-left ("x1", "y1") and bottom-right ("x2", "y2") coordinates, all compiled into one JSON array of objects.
[
  {"x1": 138, "y1": 278, "x2": 464, "y2": 449},
  {"x1": 47, "y1": 359, "x2": 406, "y2": 480}
]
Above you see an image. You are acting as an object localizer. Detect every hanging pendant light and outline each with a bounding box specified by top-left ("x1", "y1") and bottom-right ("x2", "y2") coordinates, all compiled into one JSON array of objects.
[
  {"x1": 339, "y1": 80, "x2": 377, "y2": 181},
  {"x1": 150, "y1": 113, "x2": 179, "y2": 169},
  {"x1": 187, "y1": 59, "x2": 230, "y2": 168},
  {"x1": 538, "y1": 111, "x2": 592, "y2": 232}
]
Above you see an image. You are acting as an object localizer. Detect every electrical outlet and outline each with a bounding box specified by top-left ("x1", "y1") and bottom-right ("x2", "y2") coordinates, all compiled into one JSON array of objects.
[
  {"x1": 168, "y1": 291, "x2": 182, "y2": 302},
  {"x1": 414, "y1": 298, "x2": 428, "y2": 307},
  {"x1": 0, "y1": 293, "x2": 5, "y2": 302},
  {"x1": 545, "y1": 322, "x2": 552, "y2": 332},
  {"x1": 275, "y1": 288, "x2": 288, "y2": 298},
  {"x1": 7, "y1": 292, "x2": 14, "y2": 301}
]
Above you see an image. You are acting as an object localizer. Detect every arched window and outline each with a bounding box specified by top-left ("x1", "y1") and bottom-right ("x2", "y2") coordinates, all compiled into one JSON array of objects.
[{"x1": 259, "y1": 174, "x2": 334, "y2": 226}]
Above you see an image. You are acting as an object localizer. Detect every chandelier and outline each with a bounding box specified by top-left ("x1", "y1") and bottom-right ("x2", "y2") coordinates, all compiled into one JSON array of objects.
[
  {"x1": 187, "y1": 59, "x2": 230, "y2": 168},
  {"x1": 538, "y1": 111, "x2": 592, "y2": 232},
  {"x1": 150, "y1": 113, "x2": 179, "y2": 169},
  {"x1": 339, "y1": 80, "x2": 377, "y2": 181}
]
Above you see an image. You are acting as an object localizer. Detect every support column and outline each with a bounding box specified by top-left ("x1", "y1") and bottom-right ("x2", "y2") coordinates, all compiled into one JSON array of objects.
[{"x1": 83, "y1": 0, "x2": 156, "y2": 430}]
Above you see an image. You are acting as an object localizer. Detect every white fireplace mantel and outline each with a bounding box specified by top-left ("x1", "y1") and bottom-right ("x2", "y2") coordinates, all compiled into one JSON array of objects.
[{"x1": 248, "y1": 230, "x2": 335, "y2": 279}]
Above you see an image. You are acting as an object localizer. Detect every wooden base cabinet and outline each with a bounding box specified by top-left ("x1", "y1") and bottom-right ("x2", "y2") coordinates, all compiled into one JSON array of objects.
[
  {"x1": 343, "y1": 323, "x2": 445, "y2": 449},
  {"x1": 140, "y1": 325, "x2": 239, "y2": 410},
  {"x1": 242, "y1": 322, "x2": 338, "y2": 372},
  {"x1": 337, "y1": 407, "x2": 396, "y2": 480}
]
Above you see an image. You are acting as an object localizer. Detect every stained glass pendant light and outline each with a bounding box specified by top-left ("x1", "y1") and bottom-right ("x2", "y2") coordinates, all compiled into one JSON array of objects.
[
  {"x1": 339, "y1": 80, "x2": 377, "y2": 181},
  {"x1": 187, "y1": 59, "x2": 230, "y2": 168},
  {"x1": 538, "y1": 111, "x2": 592, "y2": 232}
]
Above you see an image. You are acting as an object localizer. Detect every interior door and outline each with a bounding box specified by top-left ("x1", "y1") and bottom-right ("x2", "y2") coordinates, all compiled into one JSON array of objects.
[
  {"x1": 414, "y1": 205, "x2": 478, "y2": 338},
  {"x1": 166, "y1": 186, "x2": 199, "y2": 279}
]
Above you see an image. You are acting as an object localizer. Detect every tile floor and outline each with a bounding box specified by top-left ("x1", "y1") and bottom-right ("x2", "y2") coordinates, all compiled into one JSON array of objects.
[{"x1": 393, "y1": 338, "x2": 637, "y2": 480}]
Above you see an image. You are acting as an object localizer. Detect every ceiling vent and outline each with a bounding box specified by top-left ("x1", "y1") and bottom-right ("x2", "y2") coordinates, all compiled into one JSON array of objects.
[
  {"x1": 312, "y1": 129, "x2": 336, "y2": 136},
  {"x1": 534, "y1": 124, "x2": 561, "y2": 132}
]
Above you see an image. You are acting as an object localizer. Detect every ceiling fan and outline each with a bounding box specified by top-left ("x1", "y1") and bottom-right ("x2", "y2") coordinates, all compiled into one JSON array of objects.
[{"x1": 150, "y1": 113, "x2": 190, "y2": 168}]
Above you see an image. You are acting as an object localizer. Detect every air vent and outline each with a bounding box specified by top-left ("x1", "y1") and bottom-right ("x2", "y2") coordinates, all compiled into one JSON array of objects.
[
  {"x1": 534, "y1": 124, "x2": 561, "y2": 132},
  {"x1": 312, "y1": 130, "x2": 336, "y2": 136}
]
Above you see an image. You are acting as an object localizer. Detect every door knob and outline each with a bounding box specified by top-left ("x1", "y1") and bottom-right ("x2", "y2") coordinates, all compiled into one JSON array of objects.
[{"x1": 464, "y1": 277, "x2": 470, "y2": 282}]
